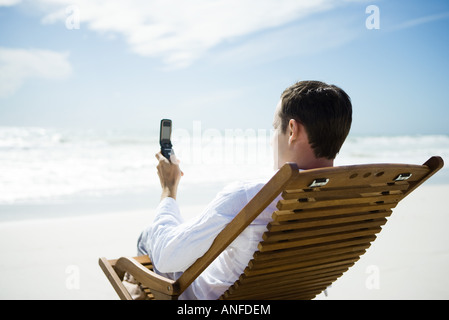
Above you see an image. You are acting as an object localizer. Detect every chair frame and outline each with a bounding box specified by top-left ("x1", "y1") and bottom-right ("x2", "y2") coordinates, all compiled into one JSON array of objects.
[{"x1": 99, "y1": 156, "x2": 443, "y2": 300}]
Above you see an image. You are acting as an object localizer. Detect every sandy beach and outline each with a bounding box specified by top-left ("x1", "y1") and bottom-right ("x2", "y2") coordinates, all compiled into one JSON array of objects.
[{"x1": 0, "y1": 183, "x2": 448, "y2": 300}]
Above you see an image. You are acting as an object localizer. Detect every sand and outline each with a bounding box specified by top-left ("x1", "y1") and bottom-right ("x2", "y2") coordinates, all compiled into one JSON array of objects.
[{"x1": 0, "y1": 184, "x2": 448, "y2": 300}]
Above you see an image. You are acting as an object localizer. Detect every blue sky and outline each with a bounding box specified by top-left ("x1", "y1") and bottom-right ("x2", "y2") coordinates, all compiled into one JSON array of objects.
[{"x1": 0, "y1": 0, "x2": 448, "y2": 135}]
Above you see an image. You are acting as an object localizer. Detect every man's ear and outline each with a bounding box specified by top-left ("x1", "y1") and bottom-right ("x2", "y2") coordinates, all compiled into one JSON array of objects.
[{"x1": 288, "y1": 119, "x2": 300, "y2": 144}]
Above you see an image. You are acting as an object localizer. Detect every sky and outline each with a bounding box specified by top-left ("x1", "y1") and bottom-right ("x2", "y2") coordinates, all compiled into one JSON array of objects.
[{"x1": 0, "y1": 0, "x2": 448, "y2": 136}]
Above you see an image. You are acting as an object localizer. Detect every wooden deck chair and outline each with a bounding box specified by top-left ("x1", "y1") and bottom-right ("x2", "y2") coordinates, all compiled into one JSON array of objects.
[{"x1": 99, "y1": 156, "x2": 444, "y2": 300}]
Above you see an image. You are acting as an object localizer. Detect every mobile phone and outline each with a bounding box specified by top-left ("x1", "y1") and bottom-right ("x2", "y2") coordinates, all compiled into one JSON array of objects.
[{"x1": 160, "y1": 119, "x2": 173, "y2": 160}]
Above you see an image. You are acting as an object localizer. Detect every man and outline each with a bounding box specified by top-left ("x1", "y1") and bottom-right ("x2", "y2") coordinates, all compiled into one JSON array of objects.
[{"x1": 135, "y1": 80, "x2": 352, "y2": 299}]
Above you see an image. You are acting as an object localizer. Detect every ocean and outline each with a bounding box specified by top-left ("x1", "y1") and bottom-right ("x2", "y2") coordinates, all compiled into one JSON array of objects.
[{"x1": 0, "y1": 126, "x2": 448, "y2": 220}]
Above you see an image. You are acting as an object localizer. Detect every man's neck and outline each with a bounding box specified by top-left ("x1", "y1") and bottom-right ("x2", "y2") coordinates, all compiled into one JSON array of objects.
[{"x1": 298, "y1": 157, "x2": 334, "y2": 170}]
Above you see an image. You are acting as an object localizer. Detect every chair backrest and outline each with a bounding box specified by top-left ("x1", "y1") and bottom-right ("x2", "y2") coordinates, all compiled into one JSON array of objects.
[{"x1": 217, "y1": 156, "x2": 443, "y2": 299}]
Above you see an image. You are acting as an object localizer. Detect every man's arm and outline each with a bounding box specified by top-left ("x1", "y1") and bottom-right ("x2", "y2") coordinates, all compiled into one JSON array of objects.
[
  {"x1": 139, "y1": 154, "x2": 249, "y2": 273},
  {"x1": 145, "y1": 196, "x2": 234, "y2": 273},
  {"x1": 143, "y1": 152, "x2": 228, "y2": 273}
]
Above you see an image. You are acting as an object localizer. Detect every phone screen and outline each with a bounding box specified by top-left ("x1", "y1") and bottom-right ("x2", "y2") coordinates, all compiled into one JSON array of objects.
[
  {"x1": 160, "y1": 119, "x2": 172, "y2": 142},
  {"x1": 160, "y1": 119, "x2": 173, "y2": 160}
]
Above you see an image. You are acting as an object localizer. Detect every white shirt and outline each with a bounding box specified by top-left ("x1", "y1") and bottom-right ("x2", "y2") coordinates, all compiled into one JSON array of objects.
[{"x1": 137, "y1": 179, "x2": 282, "y2": 300}]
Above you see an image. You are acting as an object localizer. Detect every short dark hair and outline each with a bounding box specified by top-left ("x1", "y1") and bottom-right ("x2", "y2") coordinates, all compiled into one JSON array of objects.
[{"x1": 280, "y1": 80, "x2": 352, "y2": 160}]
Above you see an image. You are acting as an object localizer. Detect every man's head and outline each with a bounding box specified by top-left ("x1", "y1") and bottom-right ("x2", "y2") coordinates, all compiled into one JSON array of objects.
[{"x1": 273, "y1": 80, "x2": 352, "y2": 169}]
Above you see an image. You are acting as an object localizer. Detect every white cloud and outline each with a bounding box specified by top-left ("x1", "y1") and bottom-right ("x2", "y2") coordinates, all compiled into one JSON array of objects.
[
  {"x1": 0, "y1": 47, "x2": 72, "y2": 97},
  {"x1": 23, "y1": 0, "x2": 356, "y2": 68},
  {"x1": 0, "y1": 0, "x2": 21, "y2": 6}
]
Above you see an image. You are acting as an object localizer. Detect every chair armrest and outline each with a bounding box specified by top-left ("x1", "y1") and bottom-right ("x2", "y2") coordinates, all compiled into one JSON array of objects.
[
  {"x1": 99, "y1": 257, "x2": 133, "y2": 300},
  {"x1": 115, "y1": 257, "x2": 180, "y2": 297}
]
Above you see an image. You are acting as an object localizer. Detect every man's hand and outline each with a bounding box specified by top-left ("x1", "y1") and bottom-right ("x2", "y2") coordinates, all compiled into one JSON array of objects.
[{"x1": 155, "y1": 152, "x2": 184, "y2": 200}]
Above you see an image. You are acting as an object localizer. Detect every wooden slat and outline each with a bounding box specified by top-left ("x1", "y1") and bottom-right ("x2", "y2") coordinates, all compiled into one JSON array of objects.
[
  {"x1": 243, "y1": 251, "x2": 364, "y2": 277},
  {"x1": 226, "y1": 277, "x2": 338, "y2": 300},
  {"x1": 237, "y1": 262, "x2": 354, "y2": 285},
  {"x1": 141, "y1": 288, "x2": 155, "y2": 300},
  {"x1": 249, "y1": 243, "x2": 371, "y2": 270},
  {"x1": 225, "y1": 275, "x2": 341, "y2": 300},
  {"x1": 283, "y1": 163, "x2": 430, "y2": 191},
  {"x1": 236, "y1": 266, "x2": 347, "y2": 288},
  {"x1": 253, "y1": 235, "x2": 376, "y2": 261},
  {"x1": 133, "y1": 255, "x2": 152, "y2": 265},
  {"x1": 272, "y1": 202, "x2": 396, "y2": 221},
  {"x1": 230, "y1": 273, "x2": 341, "y2": 295},
  {"x1": 267, "y1": 210, "x2": 392, "y2": 232},
  {"x1": 281, "y1": 182, "x2": 409, "y2": 200},
  {"x1": 247, "y1": 250, "x2": 365, "y2": 274},
  {"x1": 277, "y1": 194, "x2": 402, "y2": 211},
  {"x1": 243, "y1": 259, "x2": 357, "y2": 280},
  {"x1": 220, "y1": 261, "x2": 357, "y2": 300},
  {"x1": 258, "y1": 227, "x2": 382, "y2": 252},
  {"x1": 224, "y1": 285, "x2": 323, "y2": 300},
  {"x1": 262, "y1": 219, "x2": 387, "y2": 242}
]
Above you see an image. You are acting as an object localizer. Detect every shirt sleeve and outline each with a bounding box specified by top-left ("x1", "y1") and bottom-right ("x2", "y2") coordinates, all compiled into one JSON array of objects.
[{"x1": 145, "y1": 184, "x2": 249, "y2": 273}]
